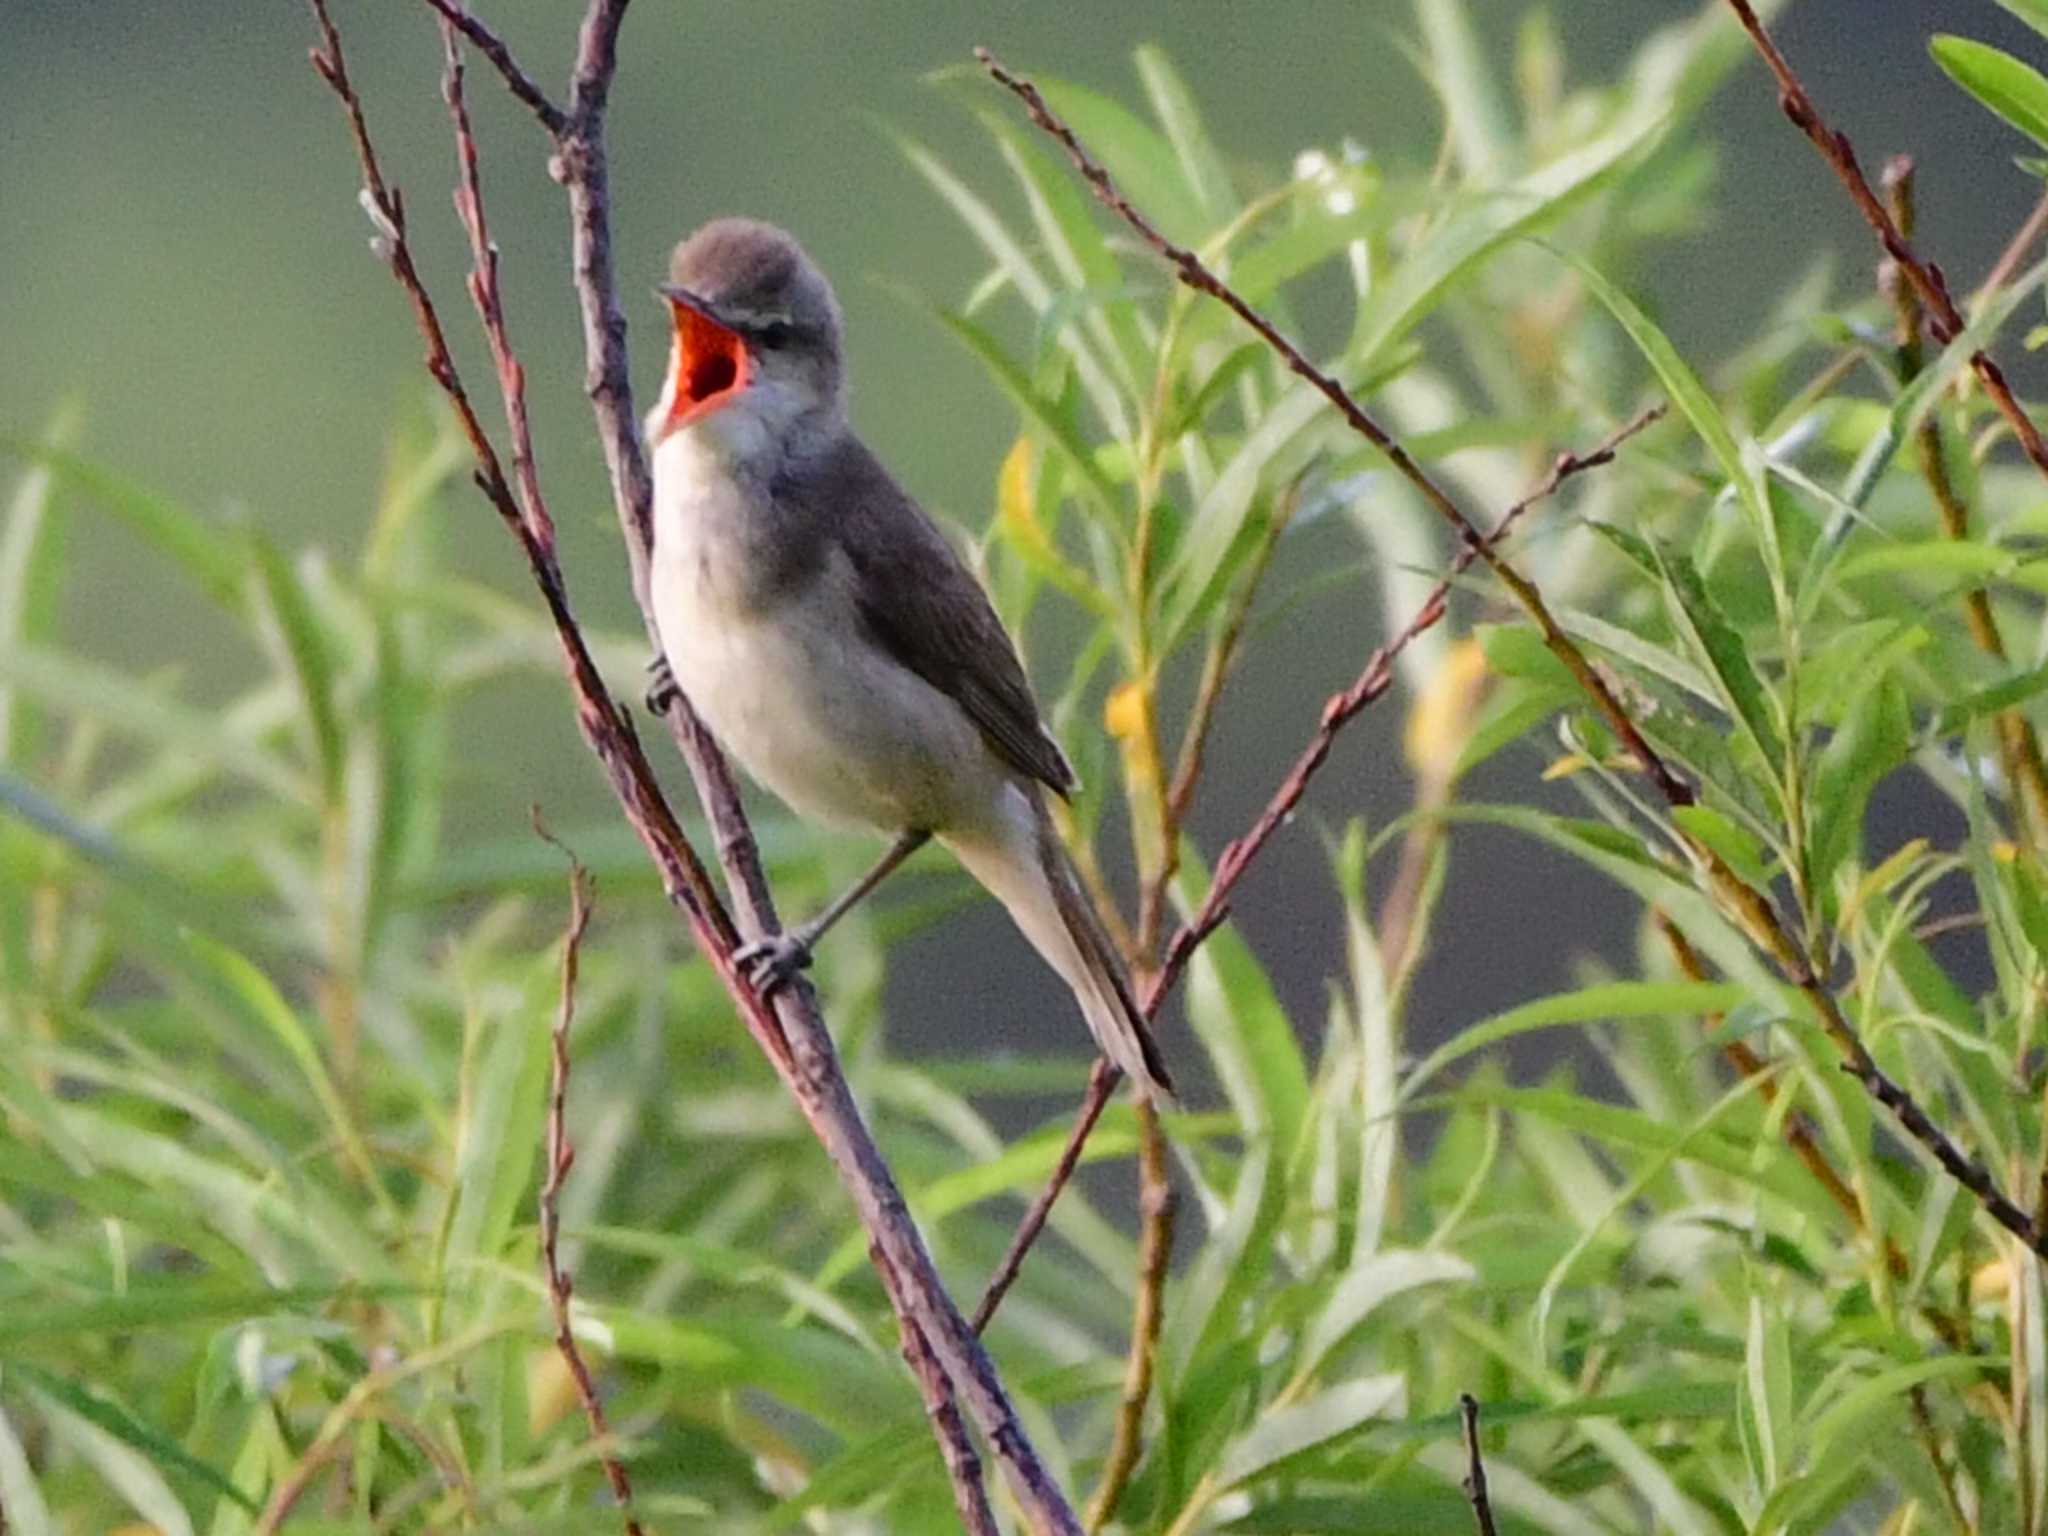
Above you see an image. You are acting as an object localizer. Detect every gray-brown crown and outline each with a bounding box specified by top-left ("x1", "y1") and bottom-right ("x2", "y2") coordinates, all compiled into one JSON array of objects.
[{"x1": 667, "y1": 218, "x2": 841, "y2": 343}]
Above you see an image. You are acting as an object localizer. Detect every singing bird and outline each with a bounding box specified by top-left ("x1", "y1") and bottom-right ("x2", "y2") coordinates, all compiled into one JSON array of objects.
[{"x1": 643, "y1": 217, "x2": 1173, "y2": 1101}]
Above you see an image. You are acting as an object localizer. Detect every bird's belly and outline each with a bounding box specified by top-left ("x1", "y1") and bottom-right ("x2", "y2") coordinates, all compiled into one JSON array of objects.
[{"x1": 653, "y1": 552, "x2": 994, "y2": 833}]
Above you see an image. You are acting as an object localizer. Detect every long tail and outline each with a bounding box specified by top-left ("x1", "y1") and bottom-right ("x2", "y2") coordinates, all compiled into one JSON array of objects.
[{"x1": 943, "y1": 786, "x2": 1175, "y2": 1103}]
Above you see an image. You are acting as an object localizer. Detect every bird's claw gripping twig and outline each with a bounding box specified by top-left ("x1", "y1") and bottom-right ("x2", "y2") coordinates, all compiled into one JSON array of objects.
[
  {"x1": 645, "y1": 653, "x2": 680, "y2": 717},
  {"x1": 734, "y1": 929, "x2": 814, "y2": 994}
]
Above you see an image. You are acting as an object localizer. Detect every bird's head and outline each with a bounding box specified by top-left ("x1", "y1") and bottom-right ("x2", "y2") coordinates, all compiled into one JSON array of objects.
[{"x1": 649, "y1": 218, "x2": 845, "y2": 452}]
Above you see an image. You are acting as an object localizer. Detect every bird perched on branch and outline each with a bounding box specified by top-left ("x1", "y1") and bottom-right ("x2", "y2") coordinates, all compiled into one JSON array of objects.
[{"x1": 643, "y1": 217, "x2": 1173, "y2": 1101}]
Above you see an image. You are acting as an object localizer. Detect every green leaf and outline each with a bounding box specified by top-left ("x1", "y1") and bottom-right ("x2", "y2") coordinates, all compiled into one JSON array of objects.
[
  {"x1": 898, "y1": 134, "x2": 1130, "y2": 440},
  {"x1": 246, "y1": 534, "x2": 343, "y2": 803},
  {"x1": 1650, "y1": 540, "x2": 1786, "y2": 780},
  {"x1": 177, "y1": 930, "x2": 391, "y2": 1217},
  {"x1": 1177, "y1": 848, "x2": 1310, "y2": 1145},
  {"x1": 445, "y1": 981, "x2": 553, "y2": 1288},
  {"x1": 34, "y1": 1395, "x2": 195, "y2": 1536},
  {"x1": 0, "y1": 1401, "x2": 51, "y2": 1536},
  {"x1": 0, "y1": 644, "x2": 303, "y2": 799},
  {"x1": 10, "y1": 1364, "x2": 256, "y2": 1513},
  {"x1": 1400, "y1": 981, "x2": 1746, "y2": 1105},
  {"x1": 0, "y1": 438, "x2": 245, "y2": 609},
  {"x1": 1355, "y1": 93, "x2": 1667, "y2": 363},
  {"x1": 0, "y1": 407, "x2": 80, "y2": 769},
  {"x1": 1415, "y1": 0, "x2": 1511, "y2": 180},
  {"x1": 1298, "y1": 1250, "x2": 1474, "y2": 1377},
  {"x1": 1999, "y1": 0, "x2": 2048, "y2": 43},
  {"x1": 1034, "y1": 74, "x2": 1209, "y2": 246},
  {"x1": 1134, "y1": 45, "x2": 1238, "y2": 226},
  {"x1": 1933, "y1": 35, "x2": 2048, "y2": 149},
  {"x1": 926, "y1": 305, "x2": 1123, "y2": 523},
  {"x1": 1562, "y1": 250, "x2": 1781, "y2": 603},
  {"x1": 1809, "y1": 673, "x2": 1909, "y2": 897},
  {"x1": 1672, "y1": 805, "x2": 1770, "y2": 889},
  {"x1": 1215, "y1": 1373, "x2": 1405, "y2": 1489}
]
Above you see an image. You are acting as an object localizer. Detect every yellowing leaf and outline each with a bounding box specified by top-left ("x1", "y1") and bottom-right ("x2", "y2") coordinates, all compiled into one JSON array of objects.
[
  {"x1": 1103, "y1": 679, "x2": 1149, "y2": 742},
  {"x1": 1542, "y1": 753, "x2": 1590, "y2": 781},
  {"x1": 1404, "y1": 636, "x2": 1490, "y2": 780}
]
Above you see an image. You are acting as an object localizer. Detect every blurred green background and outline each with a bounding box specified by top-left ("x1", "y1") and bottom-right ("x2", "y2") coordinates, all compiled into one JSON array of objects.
[{"x1": 4, "y1": 0, "x2": 2044, "y2": 1069}]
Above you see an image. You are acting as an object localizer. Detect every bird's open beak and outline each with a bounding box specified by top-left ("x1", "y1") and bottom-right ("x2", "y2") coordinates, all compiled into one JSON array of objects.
[{"x1": 657, "y1": 284, "x2": 751, "y2": 438}]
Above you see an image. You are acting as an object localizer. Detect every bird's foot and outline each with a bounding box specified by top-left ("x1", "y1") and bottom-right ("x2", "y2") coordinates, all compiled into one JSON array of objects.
[
  {"x1": 734, "y1": 929, "x2": 815, "y2": 995},
  {"x1": 645, "y1": 653, "x2": 681, "y2": 717}
]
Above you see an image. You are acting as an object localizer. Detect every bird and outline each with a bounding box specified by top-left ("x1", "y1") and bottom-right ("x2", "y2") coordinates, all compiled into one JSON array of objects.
[{"x1": 641, "y1": 216, "x2": 1173, "y2": 1102}]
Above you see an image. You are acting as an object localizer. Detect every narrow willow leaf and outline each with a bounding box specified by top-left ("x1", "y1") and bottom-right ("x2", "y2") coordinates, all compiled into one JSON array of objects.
[
  {"x1": 980, "y1": 113, "x2": 1150, "y2": 390},
  {"x1": 36, "y1": 1397, "x2": 195, "y2": 1536},
  {"x1": 0, "y1": 409, "x2": 79, "y2": 769},
  {"x1": 0, "y1": 644, "x2": 304, "y2": 799},
  {"x1": 1563, "y1": 250, "x2": 1779, "y2": 595},
  {"x1": 177, "y1": 930, "x2": 391, "y2": 1216},
  {"x1": 12, "y1": 1365, "x2": 256, "y2": 1513},
  {"x1": 1933, "y1": 35, "x2": 2048, "y2": 148},
  {"x1": 1034, "y1": 74, "x2": 1209, "y2": 245},
  {"x1": 0, "y1": 439, "x2": 245, "y2": 609},
  {"x1": 446, "y1": 985, "x2": 552, "y2": 1287},
  {"x1": 1354, "y1": 94, "x2": 1667, "y2": 364},
  {"x1": 1651, "y1": 540, "x2": 1786, "y2": 780},
  {"x1": 1822, "y1": 253, "x2": 2048, "y2": 570},
  {"x1": 1416, "y1": 0, "x2": 1511, "y2": 180},
  {"x1": 1299, "y1": 1250, "x2": 1474, "y2": 1377},
  {"x1": 899, "y1": 134, "x2": 1131, "y2": 440},
  {"x1": 1215, "y1": 1373, "x2": 1405, "y2": 1489},
  {"x1": 1134, "y1": 45, "x2": 1238, "y2": 225},
  {"x1": 2001, "y1": 0, "x2": 2048, "y2": 43},
  {"x1": 927, "y1": 305, "x2": 1123, "y2": 522},
  {"x1": 1808, "y1": 673, "x2": 1908, "y2": 901},
  {"x1": 246, "y1": 534, "x2": 343, "y2": 804},
  {"x1": 1399, "y1": 981, "x2": 1745, "y2": 1105},
  {"x1": 0, "y1": 1401, "x2": 51, "y2": 1536},
  {"x1": 1177, "y1": 846, "x2": 1311, "y2": 1145}
]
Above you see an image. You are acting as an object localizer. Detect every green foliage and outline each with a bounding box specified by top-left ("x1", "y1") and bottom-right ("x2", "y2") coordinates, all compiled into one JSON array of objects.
[{"x1": 7, "y1": 3, "x2": 2048, "y2": 1532}]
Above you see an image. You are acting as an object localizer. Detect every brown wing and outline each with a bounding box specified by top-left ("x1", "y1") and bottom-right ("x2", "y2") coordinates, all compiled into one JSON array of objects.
[{"x1": 797, "y1": 435, "x2": 1075, "y2": 797}]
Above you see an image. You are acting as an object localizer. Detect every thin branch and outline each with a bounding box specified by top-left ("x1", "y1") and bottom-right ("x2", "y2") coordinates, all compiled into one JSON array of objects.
[
  {"x1": 531, "y1": 813, "x2": 643, "y2": 1536},
  {"x1": 314, "y1": 7, "x2": 1083, "y2": 1529},
  {"x1": 981, "y1": 41, "x2": 2048, "y2": 1268},
  {"x1": 975, "y1": 409, "x2": 1668, "y2": 1331},
  {"x1": 875, "y1": 1245, "x2": 1001, "y2": 1536},
  {"x1": 976, "y1": 47, "x2": 1693, "y2": 813},
  {"x1": 1720, "y1": 0, "x2": 2048, "y2": 483},
  {"x1": 420, "y1": 0, "x2": 566, "y2": 134},
  {"x1": 1976, "y1": 184, "x2": 2048, "y2": 308},
  {"x1": 1881, "y1": 156, "x2": 2048, "y2": 849},
  {"x1": 1458, "y1": 1394, "x2": 1499, "y2": 1536},
  {"x1": 1085, "y1": 1100, "x2": 1176, "y2": 1532}
]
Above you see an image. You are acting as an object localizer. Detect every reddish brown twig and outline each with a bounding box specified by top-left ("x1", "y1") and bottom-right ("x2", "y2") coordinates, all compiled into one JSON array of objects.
[
  {"x1": 976, "y1": 47, "x2": 1692, "y2": 813},
  {"x1": 531, "y1": 816, "x2": 643, "y2": 1536},
  {"x1": 874, "y1": 1244, "x2": 1000, "y2": 1536},
  {"x1": 974, "y1": 409, "x2": 1667, "y2": 1330},
  {"x1": 1720, "y1": 0, "x2": 2048, "y2": 483},
  {"x1": 1881, "y1": 157, "x2": 2048, "y2": 850},
  {"x1": 422, "y1": 0, "x2": 564, "y2": 133},
  {"x1": 1459, "y1": 1394, "x2": 1499, "y2": 1536},
  {"x1": 312, "y1": 6, "x2": 1081, "y2": 1529},
  {"x1": 979, "y1": 42, "x2": 2048, "y2": 1276}
]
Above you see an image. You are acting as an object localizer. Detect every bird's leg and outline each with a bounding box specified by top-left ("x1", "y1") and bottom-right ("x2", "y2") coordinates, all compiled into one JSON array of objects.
[
  {"x1": 645, "y1": 653, "x2": 681, "y2": 716},
  {"x1": 737, "y1": 829, "x2": 932, "y2": 993}
]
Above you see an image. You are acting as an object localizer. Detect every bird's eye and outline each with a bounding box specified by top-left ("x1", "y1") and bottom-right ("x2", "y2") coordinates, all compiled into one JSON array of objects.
[{"x1": 754, "y1": 319, "x2": 795, "y2": 349}]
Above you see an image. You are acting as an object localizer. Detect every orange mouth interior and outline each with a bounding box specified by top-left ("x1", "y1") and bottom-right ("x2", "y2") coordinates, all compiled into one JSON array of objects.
[{"x1": 664, "y1": 300, "x2": 749, "y2": 434}]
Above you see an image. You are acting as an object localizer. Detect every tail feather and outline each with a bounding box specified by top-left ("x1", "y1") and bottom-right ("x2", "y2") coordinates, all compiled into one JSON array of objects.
[{"x1": 943, "y1": 787, "x2": 1175, "y2": 1103}]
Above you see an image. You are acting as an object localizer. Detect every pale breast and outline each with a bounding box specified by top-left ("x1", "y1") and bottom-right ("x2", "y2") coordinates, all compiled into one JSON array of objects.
[{"x1": 649, "y1": 434, "x2": 1001, "y2": 834}]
